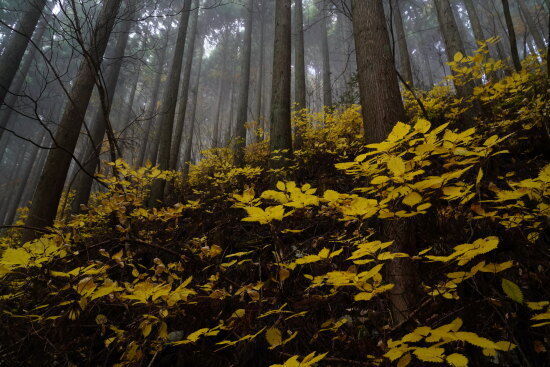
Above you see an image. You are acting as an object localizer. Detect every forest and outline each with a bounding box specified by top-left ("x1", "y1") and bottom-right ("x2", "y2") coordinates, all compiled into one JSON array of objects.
[{"x1": 0, "y1": 0, "x2": 548, "y2": 366}]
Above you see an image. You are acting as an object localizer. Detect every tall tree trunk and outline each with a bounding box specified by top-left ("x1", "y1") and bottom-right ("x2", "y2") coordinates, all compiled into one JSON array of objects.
[
  {"x1": 21, "y1": 137, "x2": 49, "y2": 212},
  {"x1": 516, "y1": 0, "x2": 546, "y2": 50},
  {"x1": 0, "y1": 0, "x2": 47, "y2": 111},
  {"x1": 121, "y1": 65, "x2": 141, "y2": 129},
  {"x1": 351, "y1": 0, "x2": 418, "y2": 325},
  {"x1": 22, "y1": 0, "x2": 124, "y2": 242},
  {"x1": 393, "y1": 0, "x2": 414, "y2": 87},
  {"x1": 138, "y1": 35, "x2": 170, "y2": 166},
  {"x1": 0, "y1": 146, "x2": 25, "y2": 225},
  {"x1": 224, "y1": 78, "x2": 236, "y2": 146},
  {"x1": 233, "y1": 0, "x2": 254, "y2": 167},
  {"x1": 293, "y1": 0, "x2": 307, "y2": 149},
  {"x1": 0, "y1": 16, "x2": 48, "y2": 144},
  {"x1": 212, "y1": 77, "x2": 224, "y2": 148},
  {"x1": 70, "y1": 3, "x2": 135, "y2": 213},
  {"x1": 182, "y1": 38, "x2": 205, "y2": 177},
  {"x1": 502, "y1": 0, "x2": 523, "y2": 71},
  {"x1": 4, "y1": 133, "x2": 45, "y2": 225},
  {"x1": 170, "y1": 0, "x2": 200, "y2": 170},
  {"x1": 252, "y1": 0, "x2": 266, "y2": 145},
  {"x1": 352, "y1": 0, "x2": 407, "y2": 143},
  {"x1": 149, "y1": 0, "x2": 193, "y2": 206},
  {"x1": 269, "y1": 0, "x2": 293, "y2": 169},
  {"x1": 319, "y1": 0, "x2": 333, "y2": 109},
  {"x1": 463, "y1": 0, "x2": 487, "y2": 45},
  {"x1": 434, "y1": 0, "x2": 478, "y2": 126},
  {"x1": 463, "y1": 0, "x2": 501, "y2": 69}
]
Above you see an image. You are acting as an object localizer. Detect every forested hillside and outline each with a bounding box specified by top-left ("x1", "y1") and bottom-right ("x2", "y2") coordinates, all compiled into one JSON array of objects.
[{"x1": 0, "y1": 0, "x2": 548, "y2": 366}]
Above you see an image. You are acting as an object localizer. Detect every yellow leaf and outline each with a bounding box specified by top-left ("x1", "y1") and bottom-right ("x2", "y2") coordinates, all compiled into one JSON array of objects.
[
  {"x1": 454, "y1": 52, "x2": 464, "y2": 62},
  {"x1": 447, "y1": 353, "x2": 468, "y2": 367},
  {"x1": 371, "y1": 176, "x2": 390, "y2": 185},
  {"x1": 501, "y1": 278, "x2": 523, "y2": 303},
  {"x1": 266, "y1": 327, "x2": 282, "y2": 348},
  {"x1": 479, "y1": 261, "x2": 513, "y2": 273},
  {"x1": 388, "y1": 122, "x2": 411, "y2": 142},
  {"x1": 279, "y1": 268, "x2": 290, "y2": 281},
  {"x1": 476, "y1": 168, "x2": 483, "y2": 185},
  {"x1": 403, "y1": 192, "x2": 422, "y2": 207},
  {"x1": 397, "y1": 353, "x2": 412, "y2": 367},
  {"x1": 387, "y1": 156, "x2": 406, "y2": 176},
  {"x1": 413, "y1": 118, "x2": 431, "y2": 133},
  {"x1": 231, "y1": 309, "x2": 246, "y2": 318},
  {"x1": 413, "y1": 347, "x2": 445, "y2": 362}
]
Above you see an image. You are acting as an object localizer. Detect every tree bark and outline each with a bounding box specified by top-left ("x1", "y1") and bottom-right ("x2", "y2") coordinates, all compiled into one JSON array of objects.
[
  {"x1": 212, "y1": 77, "x2": 224, "y2": 148},
  {"x1": 269, "y1": 0, "x2": 293, "y2": 169},
  {"x1": 393, "y1": 0, "x2": 414, "y2": 87},
  {"x1": 224, "y1": 77, "x2": 237, "y2": 146},
  {"x1": 149, "y1": 0, "x2": 192, "y2": 206},
  {"x1": 502, "y1": 0, "x2": 522, "y2": 71},
  {"x1": 211, "y1": 29, "x2": 235, "y2": 148},
  {"x1": 352, "y1": 0, "x2": 407, "y2": 143},
  {"x1": 0, "y1": 16, "x2": 48, "y2": 144},
  {"x1": 252, "y1": 0, "x2": 266, "y2": 145},
  {"x1": 293, "y1": 0, "x2": 307, "y2": 149},
  {"x1": 463, "y1": 0, "x2": 501, "y2": 67},
  {"x1": 182, "y1": 38, "x2": 205, "y2": 177},
  {"x1": 351, "y1": 0, "x2": 418, "y2": 324},
  {"x1": 22, "y1": 0, "x2": 124, "y2": 242},
  {"x1": 516, "y1": 0, "x2": 546, "y2": 51},
  {"x1": 434, "y1": 0, "x2": 479, "y2": 126},
  {"x1": 0, "y1": 0, "x2": 47, "y2": 111},
  {"x1": 170, "y1": 0, "x2": 200, "y2": 170},
  {"x1": 0, "y1": 146, "x2": 26, "y2": 225},
  {"x1": 4, "y1": 133, "x2": 45, "y2": 225},
  {"x1": 463, "y1": 0, "x2": 487, "y2": 46},
  {"x1": 319, "y1": 0, "x2": 333, "y2": 109},
  {"x1": 70, "y1": 2, "x2": 136, "y2": 213},
  {"x1": 233, "y1": 0, "x2": 254, "y2": 167},
  {"x1": 138, "y1": 35, "x2": 170, "y2": 166}
]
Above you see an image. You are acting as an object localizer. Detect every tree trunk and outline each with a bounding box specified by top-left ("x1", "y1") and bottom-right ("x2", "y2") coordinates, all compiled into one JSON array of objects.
[
  {"x1": 121, "y1": 65, "x2": 141, "y2": 129},
  {"x1": 351, "y1": 0, "x2": 418, "y2": 325},
  {"x1": 502, "y1": 0, "x2": 522, "y2": 71},
  {"x1": 22, "y1": 0, "x2": 124, "y2": 242},
  {"x1": 211, "y1": 30, "x2": 233, "y2": 149},
  {"x1": 212, "y1": 77, "x2": 224, "y2": 148},
  {"x1": 149, "y1": 0, "x2": 193, "y2": 206},
  {"x1": 21, "y1": 137, "x2": 49, "y2": 213},
  {"x1": 0, "y1": 16, "x2": 48, "y2": 144},
  {"x1": 170, "y1": 0, "x2": 200, "y2": 170},
  {"x1": 393, "y1": 0, "x2": 414, "y2": 87},
  {"x1": 70, "y1": 3, "x2": 135, "y2": 213},
  {"x1": 517, "y1": 0, "x2": 546, "y2": 51},
  {"x1": 233, "y1": 0, "x2": 254, "y2": 167},
  {"x1": 252, "y1": 0, "x2": 266, "y2": 145},
  {"x1": 293, "y1": 0, "x2": 307, "y2": 149},
  {"x1": 224, "y1": 77, "x2": 236, "y2": 146},
  {"x1": 138, "y1": 35, "x2": 170, "y2": 166},
  {"x1": 4, "y1": 133, "x2": 45, "y2": 225},
  {"x1": 269, "y1": 0, "x2": 293, "y2": 169},
  {"x1": 352, "y1": 0, "x2": 407, "y2": 143},
  {"x1": 463, "y1": 0, "x2": 501, "y2": 68},
  {"x1": 463, "y1": 0, "x2": 487, "y2": 45},
  {"x1": 182, "y1": 38, "x2": 205, "y2": 177},
  {"x1": 0, "y1": 0, "x2": 47, "y2": 111},
  {"x1": 319, "y1": 0, "x2": 333, "y2": 109},
  {"x1": 0, "y1": 147, "x2": 25, "y2": 225},
  {"x1": 434, "y1": 0, "x2": 478, "y2": 126}
]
